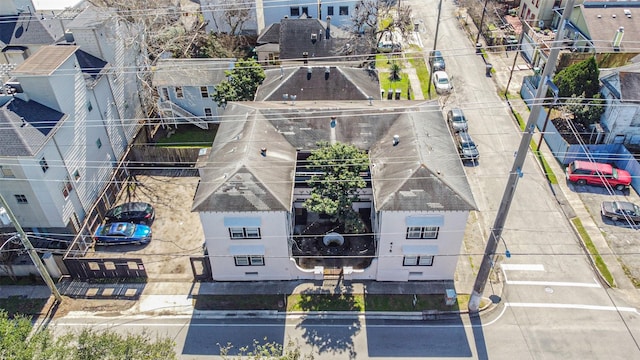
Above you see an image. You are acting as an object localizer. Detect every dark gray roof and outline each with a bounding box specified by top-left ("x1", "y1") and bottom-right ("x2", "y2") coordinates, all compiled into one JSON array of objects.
[
  {"x1": 0, "y1": 13, "x2": 63, "y2": 47},
  {"x1": 619, "y1": 71, "x2": 640, "y2": 102},
  {"x1": 278, "y1": 18, "x2": 364, "y2": 60},
  {"x1": 192, "y1": 101, "x2": 477, "y2": 213},
  {"x1": 579, "y1": 5, "x2": 640, "y2": 53},
  {"x1": 192, "y1": 104, "x2": 297, "y2": 213},
  {"x1": 256, "y1": 66, "x2": 380, "y2": 101},
  {"x1": 76, "y1": 49, "x2": 107, "y2": 78},
  {"x1": 256, "y1": 23, "x2": 280, "y2": 44},
  {"x1": 0, "y1": 97, "x2": 65, "y2": 156}
]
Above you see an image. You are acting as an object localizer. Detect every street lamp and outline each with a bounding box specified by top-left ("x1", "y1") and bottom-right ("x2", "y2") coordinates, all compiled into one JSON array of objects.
[{"x1": 0, "y1": 194, "x2": 62, "y2": 302}]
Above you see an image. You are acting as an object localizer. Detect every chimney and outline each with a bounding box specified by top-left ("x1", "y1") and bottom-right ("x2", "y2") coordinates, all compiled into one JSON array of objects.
[
  {"x1": 326, "y1": 16, "x2": 331, "y2": 39},
  {"x1": 261, "y1": 147, "x2": 267, "y2": 157}
]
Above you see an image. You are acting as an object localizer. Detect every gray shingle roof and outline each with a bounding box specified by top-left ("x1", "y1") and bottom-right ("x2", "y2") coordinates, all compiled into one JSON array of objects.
[
  {"x1": 152, "y1": 58, "x2": 236, "y2": 87},
  {"x1": 256, "y1": 23, "x2": 280, "y2": 44},
  {"x1": 619, "y1": 71, "x2": 640, "y2": 102},
  {"x1": 0, "y1": 14, "x2": 63, "y2": 47},
  {"x1": 76, "y1": 49, "x2": 107, "y2": 78},
  {"x1": 192, "y1": 101, "x2": 477, "y2": 213},
  {"x1": 278, "y1": 18, "x2": 364, "y2": 60},
  {"x1": 0, "y1": 97, "x2": 65, "y2": 156},
  {"x1": 256, "y1": 66, "x2": 380, "y2": 101},
  {"x1": 579, "y1": 5, "x2": 640, "y2": 53}
]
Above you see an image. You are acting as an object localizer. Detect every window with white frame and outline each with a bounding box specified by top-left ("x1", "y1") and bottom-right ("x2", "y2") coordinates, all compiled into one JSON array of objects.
[
  {"x1": 339, "y1": 6, "x2": 348, "y2": 15},
  {"x1": 403, "y1": 255, "x2": 434, "y2": 266},
  {"x1": 327, "y1": 6, "x2": 334, "y2": 16},
  {"x1": 204, "y1": 107, "x2": 213, "y2": 118},
  {"x1": 62, "y1": 176, "x2": 73, "y2": 198},
  {"x1": 175, "y1": 86, "x2": 183, "y2": 99},
  {"x1": 0, "y1": 166, "x2": 15, "y2": 178},
  {"x1": 290, "y1": 7, "x2": 300, "y2": 16},
  {"x1": 200, "y1": 86, "x2": 209, "y2": 98},
  {"x1": 162, "y1": 88, "x2": 169, "y2": 100},
  {"x1": 234, "y1": 255, "x2": 265, "y2": 266},
  {"x1": 73, "y1": 170, "x2": 81, "y2": 181},
  {"x1": 229, "y1": 227, "x2": 261, "y2": 239},
  {"x1": 406, "y1": 226, "x2": 439, "y2": 239}
]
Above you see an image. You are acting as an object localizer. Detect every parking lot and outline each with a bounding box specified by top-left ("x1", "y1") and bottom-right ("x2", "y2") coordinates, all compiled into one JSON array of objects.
[
  {"x1": 88, "y1": 175, "x2": 204, "y2": 281},
  {"x1": 567, "y1": 180, "x2": 640, "y2": 284}
]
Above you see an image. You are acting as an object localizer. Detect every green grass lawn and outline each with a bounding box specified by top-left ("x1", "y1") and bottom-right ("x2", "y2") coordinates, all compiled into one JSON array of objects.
[
  {"x1": 194, "y1": 293, "x2": 481, "y2": 312},
  {"x1": 0, "y1": 297, "x2": 48, "y2": 318},
  {"x1": 154, "y1": 125, "x2": 218, "y2": 148},
  {"x1": 407, "y1": 54, "x2": 431, "y2": 97},
  {"x1": 571, "y1": 217, "x2": 615, "y2": 287}
]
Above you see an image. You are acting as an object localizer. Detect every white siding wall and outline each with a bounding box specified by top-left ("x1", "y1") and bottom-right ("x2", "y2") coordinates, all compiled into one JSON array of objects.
[
  {"x1": 201, "y1": 0, "x2": 259, "y2": 34},
  {"x1": 201, "y1": 211, "x2": 294, "y2": 280},
  {"x1": 170, "y1": 85, "x2": 220, "y2": 119},
  {"x1": 376, "y1": 210, "x2": 468, "y2": 281},
  {"x1": 601, "y1": 76, "x2": 640, "y2": 145}
]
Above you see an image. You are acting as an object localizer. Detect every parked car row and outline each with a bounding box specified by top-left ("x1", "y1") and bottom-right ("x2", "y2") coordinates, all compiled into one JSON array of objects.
[
  {"x1": 93, "y1": 202, "x2": 155, "y2": 245},
  {"x1": 430, "y1": 50, "x2": 452, "y2": 94},
  {"x1": 447, "y1": 108, "x2": 479, "y2": 162},
  {"x1": 566, "y1": 160, "x2": 637, "y2": 225}
]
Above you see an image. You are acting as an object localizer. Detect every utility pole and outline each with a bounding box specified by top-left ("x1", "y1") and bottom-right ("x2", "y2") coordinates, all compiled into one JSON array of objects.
[
  {"x1": 427, "y1": 0, "x2": 443, "y2": 98},
  {"x1": 468, "y1": 0, "x2": 575, "y2": 312},
  {"x1": 475, "y1": 0, "x2": 490, "y2": 45},
  {"x1": 0, "y1": 194, "x2": 62, "y2": 302}
]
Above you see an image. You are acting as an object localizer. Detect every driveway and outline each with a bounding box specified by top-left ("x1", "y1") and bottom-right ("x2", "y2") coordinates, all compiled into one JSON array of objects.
[
  {"x1": 88, "y1": 174, "x2": 204, "y2": 281},
  {"x1": 567, "y1": 180, "x2": 640, "y2": 285}
]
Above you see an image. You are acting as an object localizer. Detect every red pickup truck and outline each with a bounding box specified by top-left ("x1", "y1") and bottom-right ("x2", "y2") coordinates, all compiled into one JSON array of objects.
[{"x1": 566, "y1": 160, "x2": 631, "y2": 191}]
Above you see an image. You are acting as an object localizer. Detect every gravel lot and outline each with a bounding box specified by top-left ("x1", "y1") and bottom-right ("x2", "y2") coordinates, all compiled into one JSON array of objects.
[
  {"x1": 88, "y1": 174, "x2": 204, "y2": 282},
  {"x1": 568, "y1": 181, "x2": 640, "y2": 285}
]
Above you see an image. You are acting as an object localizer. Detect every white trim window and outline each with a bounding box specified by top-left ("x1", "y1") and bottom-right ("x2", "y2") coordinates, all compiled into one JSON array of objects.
[
  {"x1": 403, "y1": 255, "x2": 434, "y2": 266},
  {"x1": 406, "y1": 226, "x2": 439, "y2": 239},
  {"x1": 234, "y1": 255, "x2": 265, "y2": 266},
  {"x1": 229, "y1": 227, "x2": 261, "y2": 239}
]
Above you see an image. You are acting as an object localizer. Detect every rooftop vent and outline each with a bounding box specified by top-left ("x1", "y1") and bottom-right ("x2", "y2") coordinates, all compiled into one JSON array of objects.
[
  {"x1": 311, "y1": 33, "x2": 317, "y2": 42},
  {"x1": 624, "y1": 9, "x2": 631, "y2": 18},
  {"x1": 612, "y1": 14, "x2": 616, "y2": 18}
]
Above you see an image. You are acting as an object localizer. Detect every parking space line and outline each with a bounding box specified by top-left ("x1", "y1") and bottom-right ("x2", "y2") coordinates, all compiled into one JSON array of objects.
[
  {"x1": 505, "y1": 280, "x2": 601, "y2": 288},
  {"x1": 501, "y1": 264, "x2": 545, "y2": 271}
]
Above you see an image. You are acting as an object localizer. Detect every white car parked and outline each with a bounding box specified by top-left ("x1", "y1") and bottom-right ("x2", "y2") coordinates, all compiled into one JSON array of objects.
[{"x1": 432, "y1": 71, "x2": 453, "y2": 94}]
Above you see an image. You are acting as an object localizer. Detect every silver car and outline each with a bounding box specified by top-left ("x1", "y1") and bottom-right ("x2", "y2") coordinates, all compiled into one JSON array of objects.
[
  {"x1": 432, "y1": 71, "x2": 452, "y2": 94},
  {"x1": 447, "y1": 108, "x2": 468, "y2": 132},
  {"x1": 601, "y1": 201, "x2": 640, "y2": 223}
]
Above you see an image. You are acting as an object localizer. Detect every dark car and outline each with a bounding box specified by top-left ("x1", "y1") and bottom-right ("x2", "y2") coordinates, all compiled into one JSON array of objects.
[
  {"x1": 447, "y1": 108, "x2": 468, "y2": 132},
  {"x1": 601, "y1": 201, "x2": 640, "y2": 223},
  {"x1": 93, "y1": 222, "x2": 152, "y2": 245},
  {"x1": 456, "y1": 131, "x2": 479, "y2": 162},
  {"x1": 429, "y1": 50, "x2": 445, "y2": 71},
  {"x1": 105, "y1": 202, "x2": 155, "y2": 225}
]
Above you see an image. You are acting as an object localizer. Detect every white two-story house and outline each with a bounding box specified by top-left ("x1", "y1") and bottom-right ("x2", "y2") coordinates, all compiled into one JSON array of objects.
[
  {"x1": 192, "y1": 101, "x2": 477, "y2": 282},
  {"x1": 152, "y1": 58, "x2": 236, "y2": 130}
]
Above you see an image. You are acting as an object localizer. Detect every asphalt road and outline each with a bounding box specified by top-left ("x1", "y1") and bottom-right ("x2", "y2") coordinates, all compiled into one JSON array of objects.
[{"x1": 47, "y1": 1, "x2": 640, "y2": 359}]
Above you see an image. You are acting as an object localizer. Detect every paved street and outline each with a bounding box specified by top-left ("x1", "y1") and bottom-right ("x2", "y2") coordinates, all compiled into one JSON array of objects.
[{"x1": 24, "y1": 1, "x2": 640, "y2": 358}]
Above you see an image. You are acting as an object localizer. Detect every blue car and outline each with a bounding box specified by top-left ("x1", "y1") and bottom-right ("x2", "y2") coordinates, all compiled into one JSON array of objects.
[{"x1": 93, "y1": 222, "x2": 152, "y2": 245}]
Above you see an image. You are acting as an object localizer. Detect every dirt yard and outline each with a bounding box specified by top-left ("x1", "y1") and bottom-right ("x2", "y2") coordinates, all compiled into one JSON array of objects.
[{"x1": 88, "y1": 175, "x2": 204, "y2": 282}]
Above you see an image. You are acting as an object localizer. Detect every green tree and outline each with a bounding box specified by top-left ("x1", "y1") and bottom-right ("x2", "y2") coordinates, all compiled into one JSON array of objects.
[
  {"x1": 213, "y1": 58, "x2": 265, "y2": 107},
  {"x1": 350, "y1": 0, "x2": 413, "y2": 53},
  {"x1": 303, "y1": 142, "x2": 370, "y2": 233},
  {"x1": 0, "y1": 311, "x2": 176, "y2": 360},
  {"x1": 553, "y1": 57, "x2": 604, "y2": 126},
  {"x1": 554, "y1": 57, "x2": 600, "y2": 98}
]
